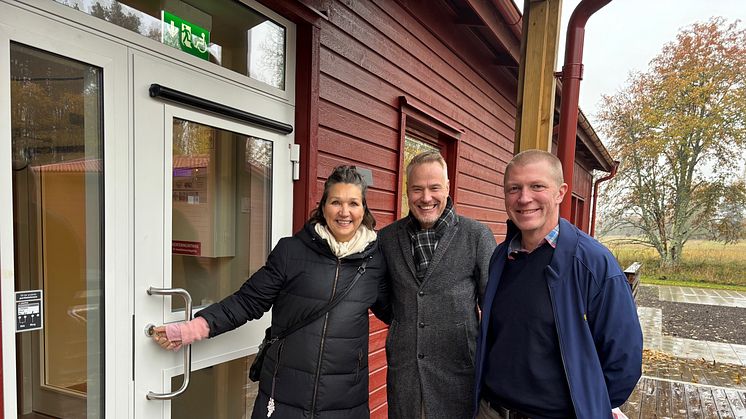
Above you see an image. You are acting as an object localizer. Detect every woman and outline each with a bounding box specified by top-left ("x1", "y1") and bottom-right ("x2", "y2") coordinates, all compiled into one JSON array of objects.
[{"x1": 153, "y1": 165, "x2": 389, "y2": 418}]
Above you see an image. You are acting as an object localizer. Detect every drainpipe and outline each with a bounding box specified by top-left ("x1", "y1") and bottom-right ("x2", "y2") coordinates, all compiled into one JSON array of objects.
[
  {"x1": 556, "y1": 0, "x2": 612, "y2": 220},
  {"x1": 590, "y1": 160, "x2": 619, "y2": 237}
]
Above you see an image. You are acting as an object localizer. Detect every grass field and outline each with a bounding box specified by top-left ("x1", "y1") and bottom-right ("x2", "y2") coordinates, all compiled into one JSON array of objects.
[{"x1": 601, "y1": 238, "x2": 746, "y2": 290}]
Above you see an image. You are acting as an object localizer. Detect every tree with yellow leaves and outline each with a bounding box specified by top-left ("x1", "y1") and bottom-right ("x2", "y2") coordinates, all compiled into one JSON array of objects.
[{"x1": 598, "y1": 17, "x2": 746, "y2": 266}]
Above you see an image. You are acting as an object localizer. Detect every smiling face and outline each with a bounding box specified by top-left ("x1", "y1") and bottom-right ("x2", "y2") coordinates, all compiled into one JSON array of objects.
[
  {"x1": 322, "y1": 182, "x2": 365, "y2": 242},
  {"x1": 504, "y1": 161, "x2": 567, "y2": 246},
  {"x1": 407, "y1": 161, "x2": 450, "y2": 229}
]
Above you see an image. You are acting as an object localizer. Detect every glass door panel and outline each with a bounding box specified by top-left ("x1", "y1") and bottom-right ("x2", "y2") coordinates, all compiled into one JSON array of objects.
[
  {"x1": 10, "y1": 42, "x2": 104, "y2": 419},
  {"x1": 171, "y1": 118, "x2": 272, "y2": 310},
  {"x1": 171, "y1": 356, "x2": 258, "y2": 417}
]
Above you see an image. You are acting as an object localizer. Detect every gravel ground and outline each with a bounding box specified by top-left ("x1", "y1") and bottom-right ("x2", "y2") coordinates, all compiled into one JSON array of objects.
[{"x1": 636, "y1": 285, "x2": 746, "y2": 345}]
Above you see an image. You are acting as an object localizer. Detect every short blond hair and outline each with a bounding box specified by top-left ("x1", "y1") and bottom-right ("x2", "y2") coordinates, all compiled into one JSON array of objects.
[
  {"x1": 504, "y1": 149, "x2": 564, "y2": 186},
  {"x1": 406, "y1": 150, "x2": 448, "y2": 183}
]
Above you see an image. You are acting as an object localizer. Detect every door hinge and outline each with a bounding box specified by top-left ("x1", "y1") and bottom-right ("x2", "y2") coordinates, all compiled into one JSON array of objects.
[{"x1": 289, "y1": 144, "x2": 300, "y2": 181}]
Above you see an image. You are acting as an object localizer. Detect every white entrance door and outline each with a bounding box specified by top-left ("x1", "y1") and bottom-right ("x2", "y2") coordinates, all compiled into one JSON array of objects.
[
  {"x1": 132, "y1": 53, "x2": 294, "y2": 418},
  {"x1": 1, "y1": 2, "x2": 295, "y2": 418}
]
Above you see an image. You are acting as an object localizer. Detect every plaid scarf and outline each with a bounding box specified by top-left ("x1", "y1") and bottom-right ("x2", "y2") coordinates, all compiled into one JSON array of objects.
[{"x1": 408, "y1": 197, "x2": 456, "y2": 280}]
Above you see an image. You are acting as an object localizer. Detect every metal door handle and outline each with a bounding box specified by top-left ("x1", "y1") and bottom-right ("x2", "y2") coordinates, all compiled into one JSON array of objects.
[{"x1": 145, "y1": 287, "x2": 193, "y2": 400}]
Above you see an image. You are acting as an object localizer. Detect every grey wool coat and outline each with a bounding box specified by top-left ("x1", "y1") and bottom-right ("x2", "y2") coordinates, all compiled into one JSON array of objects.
[{"x1": 379, "y1": 214, "x2": 495, "y2": 419}]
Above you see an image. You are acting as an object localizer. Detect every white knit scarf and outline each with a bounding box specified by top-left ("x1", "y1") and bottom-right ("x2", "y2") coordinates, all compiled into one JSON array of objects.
[{"x1": 314, "y1": 223, "x2": 377, "y2": 258}]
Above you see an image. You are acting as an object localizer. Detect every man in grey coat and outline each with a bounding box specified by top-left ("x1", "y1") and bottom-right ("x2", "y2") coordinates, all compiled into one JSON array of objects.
[{"x1": 379, "y1": 150, "x2": 496, "y2": 419}]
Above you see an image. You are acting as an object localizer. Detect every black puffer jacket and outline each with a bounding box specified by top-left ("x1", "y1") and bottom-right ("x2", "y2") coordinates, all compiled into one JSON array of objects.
[{"x1": 197, "y1": 223, "x2": 388, "y2": 419}]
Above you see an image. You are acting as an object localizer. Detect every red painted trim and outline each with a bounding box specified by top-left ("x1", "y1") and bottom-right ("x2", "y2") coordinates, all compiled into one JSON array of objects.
[
  {"x1": 395, "y1": 111, "x2": 407, "y2": 221},
  {"x1": 491, "y1": 0, "x2": 523, "y2": 39},
  {"x1": 447, "y1": 136, "x2": 461, "y2": 206},
  {"x1": 399, "y1": 96, "x2": 465, "y2": 139},
  {"x1": 292, "y1": 23, "x2": 321, "y2": 233},
  {"x1": 257, "y1": 0, "x2": 323, "y2": 25},
  {"x1": 397, "y1": 96, "x2": 464, "y2": 213}
]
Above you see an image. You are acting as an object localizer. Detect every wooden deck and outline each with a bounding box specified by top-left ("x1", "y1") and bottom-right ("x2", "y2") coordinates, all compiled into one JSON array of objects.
[{"x1": 621, "y1": 377, "x2": 746, "y2": 418}]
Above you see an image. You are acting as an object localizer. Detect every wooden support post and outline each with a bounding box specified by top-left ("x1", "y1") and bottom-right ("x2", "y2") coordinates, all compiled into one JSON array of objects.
[{"x1": 514, "y1": 0, "x2": 562, "y2": 154}]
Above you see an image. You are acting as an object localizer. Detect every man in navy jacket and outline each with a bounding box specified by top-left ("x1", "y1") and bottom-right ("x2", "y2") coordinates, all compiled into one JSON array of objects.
[{"x1": 474, "y1": 150, "x2": 642, "y2": 419}]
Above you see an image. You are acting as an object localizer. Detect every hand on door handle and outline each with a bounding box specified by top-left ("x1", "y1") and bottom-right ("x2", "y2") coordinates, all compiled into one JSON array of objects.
[
  {"x1": 150, "y1": 317, "x2": 210, "y2": 352},
  {"x1": 145, "y1": 286, "x2": 194, "y2": 400},
  {"x1": 151, "y1": 325, "x2": 184, "y2": 351}
]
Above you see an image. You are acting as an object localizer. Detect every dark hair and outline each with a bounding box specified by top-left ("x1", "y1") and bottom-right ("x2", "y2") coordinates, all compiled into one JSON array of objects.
[{"x1": 308, "y1": 165, "x2": 376, "y2": 229}]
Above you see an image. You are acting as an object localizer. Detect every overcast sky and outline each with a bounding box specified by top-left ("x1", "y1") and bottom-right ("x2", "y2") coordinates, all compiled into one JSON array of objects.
[{"x1": 524, "y1": 0, "x2": 746, "y2": 134}]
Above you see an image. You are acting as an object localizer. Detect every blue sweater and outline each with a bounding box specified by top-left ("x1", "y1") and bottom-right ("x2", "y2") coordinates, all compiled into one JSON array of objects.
[{"x1": 473, "y1": 219, "x2": 643, "y2": 419}]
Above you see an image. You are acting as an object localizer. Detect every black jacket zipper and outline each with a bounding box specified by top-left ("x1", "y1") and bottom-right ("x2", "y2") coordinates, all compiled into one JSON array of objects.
[{"x1": 310, "y1": 260, "x2": 341, "y2": 416}]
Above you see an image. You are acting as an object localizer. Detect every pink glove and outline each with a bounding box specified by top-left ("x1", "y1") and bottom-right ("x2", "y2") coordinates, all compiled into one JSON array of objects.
[{"x1": 154, "y1": 317, "x2": 210, "y2": 351}]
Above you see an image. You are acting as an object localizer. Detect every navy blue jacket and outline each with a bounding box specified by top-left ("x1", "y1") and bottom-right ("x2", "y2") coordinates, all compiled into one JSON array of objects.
[{"x1": 473, "y1": 219, "x2": 642, "y2": 418}]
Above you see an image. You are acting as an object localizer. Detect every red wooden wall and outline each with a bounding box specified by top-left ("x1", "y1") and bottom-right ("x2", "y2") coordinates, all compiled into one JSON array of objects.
[
  {"x1": 306, "y1": 4, "x2": 517, "y2": 414},
  {"x1": 262, "y1": 0, "x2": 601, "y2": 416},
  {"x1": 265, "y1": 0, "x2": 519, "y2": 416},
  {"x1": 310, "y1": 0, "x2": 517, "y2": 237}
]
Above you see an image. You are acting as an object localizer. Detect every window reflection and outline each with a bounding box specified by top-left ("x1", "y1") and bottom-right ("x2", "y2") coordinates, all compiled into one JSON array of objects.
[
  {"x1": 11, "y1": 42, "x2": 104, "y2": 418},
  {"x1": 53, "y1": 0, "x2": 286, "y2": 89},
  {"x1": 401, "y1": 135, "x2": 439, "y2": 216},
  {"x1": 171, "y1": 118, "x2": 272, "y2": 310},
  {"x1": 248, "y1": 20, "x2": 286, "y2": 90}
]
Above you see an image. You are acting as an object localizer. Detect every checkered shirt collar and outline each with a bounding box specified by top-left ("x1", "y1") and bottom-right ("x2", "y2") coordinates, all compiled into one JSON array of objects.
[{"x1": 508, "y1": 223, "x2": 559, "y2": 259}]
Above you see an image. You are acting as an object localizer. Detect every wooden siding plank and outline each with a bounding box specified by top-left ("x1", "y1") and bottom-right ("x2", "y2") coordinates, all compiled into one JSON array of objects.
[
  {"x1": 319, "y1": 100, "x2": 399, "y2": 151},
  {"x1": 371, "y1": 210, "x2": 395, "y2": 228},
  {"x1": 483, "y1": 221, "x2": 507, "y2": 238},
  {"x1": 459, "y1": 160, "x2": 504, "y2": 186},
  {"x1": 369, "y1": 366, "x2": 387, "y2": 390},
  {"x1": 314, "y1": 179, "x2": 395, "y2": 211},
  {"x1": 322, "y1": 1, "x2": 516, "y2": 130},
  {"x1": 370, "y1": 401, "x2": 388, "y2": 419},
  {"x1": 369, "y1": 347, "x2": 387, "y2": 372},
  {"x1": 369, "y1": 385, "x2": 387, "y2": 409},
  {"x1": 456, "y1": 189, "x2": 502, "y2": 213},
  {"x1": 317, "y1": 155, "x2": 397, "y2": 192},
  {"x1": 361, "y1": 0, "x2": 518, "y2": 116},
  {"x1": 319, "y1": 30, "x2": 515, "y2": 154},
  {"x1": 457, "y1": 204, "x2": 508, "y2": 224},
  {"x1": 320, "y1": 49, "x2": 513, "y2": 160},
  {"x1": 572, "y1": 162, "x2": 592, "y2": 200},
  {"x1": 459, "y1": 172, "x2": 502, "y2": 197},
  {"x1": 317, "y1": 128, "x2": 399, "y2": 170},
  {"x1": 318, "y1": 73, "x2": 399, "y2": 130},
  {"x1": 459, "y1": 142, "x2": 513, "y2": 172},
  {"x1": 369, "y1": 315, "x2": 389, "y2": 333},
  {"x1": 369, "y1": 329, "x2": 388, "y2": 353}
]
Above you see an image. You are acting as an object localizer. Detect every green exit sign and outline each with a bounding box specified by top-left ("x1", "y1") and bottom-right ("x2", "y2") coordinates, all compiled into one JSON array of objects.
[{"x1": 161, "y1": 11, "x2": 210, "y2": 60}]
